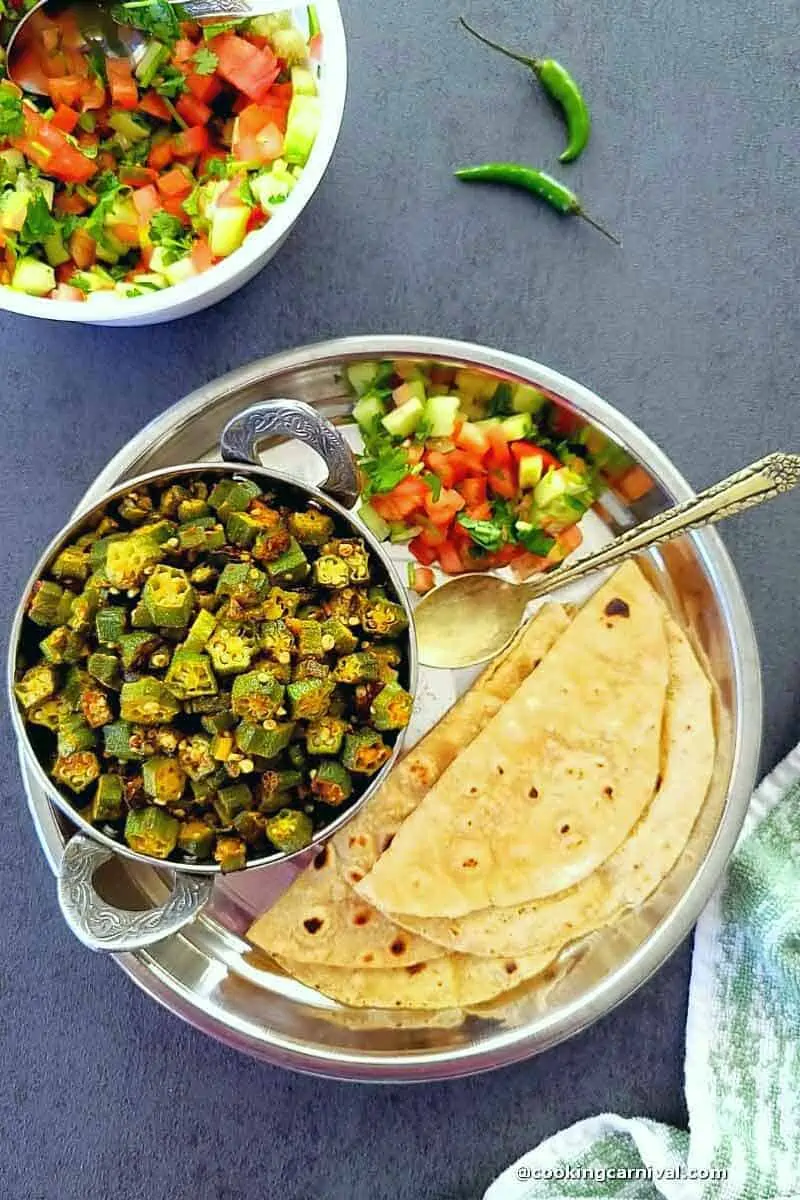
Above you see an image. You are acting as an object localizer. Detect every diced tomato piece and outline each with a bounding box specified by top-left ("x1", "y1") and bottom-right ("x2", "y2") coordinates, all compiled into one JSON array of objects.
[
  {"x1": 446, "y1": 449, "x2": 487, "y2": 481},
  {"x1": 172, "y1": 38, "x2": 197, "y2": 66},
  {"x1": 55, "y1": 191, "x2": 88, "y2": 215},
  {"x1": 456, "y1": 476, "x2": 488, "y2": 508},
  {"x1": 172, "y1": 124, "x2": 210, "y2": 159},
  {"x1": 408, "y1": 535, "x2": 438, "y2": 566},
  {"x1": 79, "y1": 79, "x2": 106, "y2": 110},
  {"x1": 509, "y1": 442, "x2": 561, "y2": 471},
  {"x1": 454, "y1": 421, "x2": 490, "y2": 458},
  {"x1": 50, "y1": 283, "x2": 85, "y2": 302},
  {"x1": 550, "y1": 407, "x2": 582, "y2": 436},
  {"x1": 487, "y1": 465, "x2": 517, "y2": 499},
  {"x1": 308, "y1": 32, "x2": 323, "y2": 59},
  {"x1": 268, "y1": 81, "x2": 294, "y2": 108},
  {"x1": 369, "y1": 475, "x2": 428, "y2": 523},
  {"x1": 424, "y1": 487, "x2": 465, "y2": 526},
  {"x1": 438, "y1": 540, "x2": 466, "y2": 575},
  {"x1": 120, "y1": 165, "x2": 158, "y2": 188},
  {"x1": 68, "y1": 228, "x2": 96, "y2": 268},
  {"x1": 160, "y1": 193, "x2": 190, "y2": 219},
  {"x1": 139, "y1": 91, "x2": 172, "y2": 121},
  {"x1": 191, "y1": 237, "x2": 214, "y2": 273},
  {"x1": 485, "y1": 425, "x2": 512, "y2": 467},
  {"x1": 557, "y1": 524, "x2": 583, "y2": 554},
  {"x1": 425, "y1": 450, "x2": 457, "y2": 490},
  {"x1": 176, "y1": 93, "x2": 212, "y2": 126},
  {"x1": 617, "y1": 465, "x2": 654, "y2": 502},
  {"x1": 465, "y1": 501, "x2": 493, "y2": 522},
  {"x1": 186, "y1": 72, "x2": 222, "y2": 103},
  {"x1": 12, "y1": 105, "x2": 96, "y2": 183},
  {"x1": 106, "y1": 56, "x2": 137, "y2": 109},
  {"x1": 107, "y1": 222, "x2": 140, "y2": 247},
  {"x1": 198, "y1": 146, "x2": 226, "y2": 176},
  {"x1": 234, "y1": 124, "x2": 282, "y2": 164},
  {"x1": 413, "y1": 515, "x2": 445, "y2": 546},
  {"x1": 49, "y1": 101, "x2": 79, "y2": 132},
  {"x1": 157, "y1": 166, "x2": 194, "y2": 199},
  {"x1": 147, "y1": 138, "x2": 174, "y2": 170},
  {"x1": 215, "y1": 174, "x2": 245, "y2": 207},
  {"x1": 211, "y1": 33, "x2": 279, "y2": 103},
  {"x1": 409, "y1": 565, "x2": 435, "y2": 595},
  {"x1": 133, "y1": 184, "x2": 161, "y2": 223},
  {"x1": 510, "y1": 550, "x2": 551, "y2": 580}
]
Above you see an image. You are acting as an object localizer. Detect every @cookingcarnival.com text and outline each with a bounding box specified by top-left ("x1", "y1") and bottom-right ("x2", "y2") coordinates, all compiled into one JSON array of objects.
[{"x1": 514, "y1": 1164, "x2": 729, "y2": 1183}]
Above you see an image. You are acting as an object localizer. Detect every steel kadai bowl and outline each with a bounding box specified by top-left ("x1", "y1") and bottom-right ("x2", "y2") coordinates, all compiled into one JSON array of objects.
[{"x1": 15, "y1": 336, "x2": 761, "y2": 1081}]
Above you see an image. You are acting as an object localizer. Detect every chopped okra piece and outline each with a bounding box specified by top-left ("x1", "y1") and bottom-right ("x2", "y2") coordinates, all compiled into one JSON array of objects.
[
  {"x1": 214, "y1": 782, "x2": 252, "y2": 824},
  {"x1": 190, "y1": 563, "x2": 218, "y2": 589},
  {"x1": 120, "y1": 677, "x2": 181, "y2": 725},
  {"x1": 210, "y1": 731, "x2": 235, "y2": 761},
  {"x1": 57, "y1": 713, "x2": 96, "y2": 757},
  {"x1": 105, "y1": 536, "x2": 164, "y2": 589},
  {"x1": 177, "y1": 517, "x2": 225, "y2": 552},
  {"x1": 262, "y1": 587, "x2": 304, "y2": 619},
  {"x1": 342, "y1": 729, "x2": 392, "y2": 775},
  {"x1": 207, "y1": 624, "x2": 256, "y2": 675},
  {"x1": 257, "y1": 769, "x2": 302, "y2": 812},
  {"x1": 370, "y1": 682, "x2": 414, "y2": 731},
  {"x1": 288, "y1": 741, "x2": 308, "y2": 770},
  {"x1": 184, "y1": 610, "x2": 217, "y2": 653},
  {"x1": 296, "y1": 603, "x2": 325, "y2": 621},
  {"x1": 321, "y1": 617, "x2": 359, "y2": 655},
  {"x1": 90, "y1": 533, "x2": 125, "y2": 571},
  {"x1": 362, "y1": 597, "x2": 409, "y2": 639},
  {"x1": 87, "y1": 652, "x2": 122, "y2": 690},
  {"x1": 118, "y1": 490, "x2": 154, "y2": 525},
  {"x1": 80, "y1": 685, "x2": 114, "y2": 730},
  {"x1": 225, "y1": 511, "x2": 262, "y2": 547},
  {"x1": 177, "y1": 498, "x2": 211, "y2": 523},
  {"x1": 91, "y1": 774, "x2": 124, "y2": 822},
  {"x1": 178, "y1": 819, "x2": 215, "y2": 859},
  {"x1": 52, "y1": 750, "x2": 100, "y2": 793},
  {"x1": 29, "y1": 696, "x2": 69, "y2": 731},
  {"x1": 40, "y1": 626, "x2": 86, "y2": 665},
  {"x1": 135, "y1": 519, "x2": 176, "y2": 546},
  {"x1": 231, "y1": 669, "x2": 285, "y2": 721},
  {"x1": 164, "y1": 649, "x2": 218, "y2": 700},
  {"x1": 265, "y1": 808, "x2": 314, "y2": 854},
  {"x1": 324, "y1": 587, "x2": 365, "y2": 627},
  {"x1": 369, "y1": 645, "x2": 402, "y2": 682},
  {"x1": 68, "y1": 588, "x2": 101, "y2": 633},
  {"x1": 266, "y1": 538, "x2": 309, "y2": 586},
  {"x1": 178, "y1": 734, "x2": 217, "y2": 781},
  {"x1": 306, "y1": 715, "x2": 348, "y2": 756},
  {"x1": 201, "y1": 709, "x2": 236, "y2": 735},
  {"x1": 51, "y1": 546, "x2": 91, "y2": 583},
  {"x1": 129, "y1": 725, "x2": 181, "y2": 758},
  {"x1": 216, "y1": 563, "x2": 270, "y2": 607},
  {"x1": 157, "y1": 484, "x2": 190, "y2": 519},
  {"x1": 142, "y1": 756, "x2": 186, "y2": 805},
  {"x1": 286, "y1": 677, "x2": 335, "y2": 719},
  {"x1": 235, "y1": 720, "x2": 295, "y2": 759},
  {"x1": 208, "y1": 477, "x2": 261, "y2": 520},
  {"x1": 252, "y1": 525, "x2": 292, "y2": 564},
  {"x1": 288, "y1": 508, "x2": 334, "y2": 547},
  {"x1": 130, "y1": 598, "x2": 155, "y2": 629},
  {"x1": 292, "y1": 657, "x2": 330, "y2": 681},
  {"x1": 333, "y1": 652, "x2": 381, "y2": 684},
  {"x1": 103, "y1": 720, "x2": 138, "y2": 761},
  {"x1": 15, "y1": 664, "x2": 59, "y2": 710},
  {"x1": 232, "y1": 810, "x2": 268, "y2": 845},
  {"x1": 118, "y1": 632, "x2": 160, "y2": 670},
  {"x1": 214, "y1": 835, "x2": 247, "y2": 872},
  {"x1": 288, "y1": 618, "x2": 325, "y2": 659},
  {"x1": 323, "y1": 538, "x2": 370, "y2": 584},
  {"x1": 312, "y1": 761, "x2": 353, "y2": 806},
  {"x1": 260, "y1": 618, "x2": 295, "y2": 661},
  {"x1": 95, "y1": 607, "x2": 127, "y2": 646},
  {"x1": 28, "y1": 581, "x2": 67, "y2": 627},
  {"x1": 313, "y1": 554, "x2": 350, "y2": 589},
  {"x1": 125, "y1": 806, "x2": 179, "y2": 858},
  {"x1": 63, "y1": 666, "x2": 92, "y2": 708},
  {"x1": 143, "y1": 566, "x2": 195, "y2": 627}
]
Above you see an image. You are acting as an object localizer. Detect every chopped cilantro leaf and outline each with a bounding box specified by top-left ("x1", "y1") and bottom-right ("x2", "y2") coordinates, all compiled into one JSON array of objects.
[
  {"x1": 0, "y1": 87, "x2": 24, "y2": 137},
  {"x1": 110, "y1": 0, "x2": 182, "y2": 45},
  {"x1": 202, "y1": 157, "x2": 228, "y2": 179},
  {"x1": 154, "y1": 66, "x2": 188, "y2": 98},
  {"x1": 20, "y1": 192, "x2": 56, "y2": 245},
  {"x1": 422, "y1": 472, "x2": 441, "y2": 501},
  {"x1": 238, "y1": 176, "x2": 256, "y2": 207},
  {"x1": 148, "y1": 210, "x2": 192, "y2": 264},
  {"x1": 488, "y1": 382, "x2": 514, "y2": 417},
  {"x1": 515, "y1": 525, "x2": 555, "y2": 557},
  {"x1": 358, "y1": 435, "x2": 409, "y2": 497},
  {"x1": 413, "y1": 413, "x2": 433, "y2": 442},
  {"x1": 191, "y1": 46, "x2": 218, "y2": 75},
  {"x1": 456, "y1": 515, "x2": 505, "y2": 552}
]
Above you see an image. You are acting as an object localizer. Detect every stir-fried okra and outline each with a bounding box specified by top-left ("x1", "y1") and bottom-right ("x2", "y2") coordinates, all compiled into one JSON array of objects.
[{"x1": 15, "y1": 472, "x2": 413, "y2": 870}]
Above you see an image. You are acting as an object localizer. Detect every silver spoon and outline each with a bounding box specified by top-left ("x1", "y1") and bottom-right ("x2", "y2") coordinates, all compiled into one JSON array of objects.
[
  {"x1": 414, "y1": 451, "x2": 800, "y2": 669},
  {"x1": 7, "y1": 0, "x2": 315, "y2": 94}
]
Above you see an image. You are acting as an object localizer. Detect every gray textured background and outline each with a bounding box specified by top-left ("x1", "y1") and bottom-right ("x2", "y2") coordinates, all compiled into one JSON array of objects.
[{"x1": 1, "y1": 1, "x2": 798, "y2": 1197}]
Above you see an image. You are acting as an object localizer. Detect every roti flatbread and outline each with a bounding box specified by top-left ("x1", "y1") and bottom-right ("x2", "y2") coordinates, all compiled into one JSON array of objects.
[
  {"x1": 246, "y1": 606, "x2": 569, "y2": 968},
  {"x1": 356, "y1": 563, "x2": 669, "y2": 918},
  {"x1": 382, "y1": 616, "x2": 714, "y2": 956}
]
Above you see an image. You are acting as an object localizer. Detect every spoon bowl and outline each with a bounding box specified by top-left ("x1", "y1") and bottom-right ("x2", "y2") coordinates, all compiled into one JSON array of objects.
[{"x1": 6, "y1": 0, "x2": 145, "y2": 95}]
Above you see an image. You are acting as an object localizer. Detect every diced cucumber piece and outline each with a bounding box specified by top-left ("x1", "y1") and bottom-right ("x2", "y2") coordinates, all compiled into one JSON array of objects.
[
  {"x1": 164, "y1": 256, "x2": 197, "y2": 286},
  {"x1": 108, "y1": 110, "x2": 150, "y2": 141},
  {"x1": 347, "y1": 362, "x2": 381, "y2": 395},
  {"x1": 70, "y1": 267, "x2": 116, "y2": 293},
  {"x1": 389, "y1": 522, "x2": 420, "y2": 543},
  {"x1": 425, "y1": 394, "x2": 461, "y2": 438},
  {"x1": 11, "y1": 257, "x2": 55, "y2": 297},
  {"x1": 518, "y1": 455, "x2": 545, "y2": 490},
  {"x1": 512, "y1": 383, "x2": 549, "y2": 414},
  {"x1": 95, "y1": 230, "x2": 127, "y2": 264},
  {"x1": 209, "y1": 205, "x2": 249, "y2": 258},
  {"x1": 0, "y1": 189, "x2": 30, "y2": 232},
  {"x1": 502, "y1": 413, "x2": 534, "y2": 441},
  {"x1": 43, "y1": 231, "x2": 70, "y2": 267},
  {"x1": 0, "y1": 149, "x2": 25, "y2": 182},
  {"x1": 381, "y1": 396, "x2": 424, "y2": 438},
  {"x1": 132, "y1": 273, "x2": 168, "y2": 289},
  {"x1": 250, "y1": 171, "x2": 293, "y2": 211},
  {"x1": 291, "y1": 65, "x2": 317, "y2": 95},
  {"x1": 283, "y1": 93, "x2": 321, "y2": 166},
  {"x1": 352, "y1": 393, "x2": 386, "y2": 431},
  {"x1": 357, "y1": 503, "x2": 391, "y2": 542},
  {"x1": 474, "y1": 416, "x2": 503, "y2": 431},
  {"x1": 135, "y1": 40, "x2": 170, "y2": 87},
  {"x1": 392, "y1": 379, "x2": 426, "y2": 407}
]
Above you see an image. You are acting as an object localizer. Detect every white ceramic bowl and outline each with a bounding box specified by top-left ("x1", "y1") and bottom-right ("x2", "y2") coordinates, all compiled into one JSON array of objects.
[{"x1": 0, "y1": 5, "x2": 347, "y2": 326}]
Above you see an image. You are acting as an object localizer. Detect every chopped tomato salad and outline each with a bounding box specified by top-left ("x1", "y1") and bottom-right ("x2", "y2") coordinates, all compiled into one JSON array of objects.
[
  {"x1": 349, "y1": 361, "x2": 653, "y2": 578},
  {"x1": 0, "y1": 3, "x2": 322, "y2": 300}
]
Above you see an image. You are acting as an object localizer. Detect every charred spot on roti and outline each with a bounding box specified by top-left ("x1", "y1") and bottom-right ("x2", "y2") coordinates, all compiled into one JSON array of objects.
[
  {"x1": 313, "y1": 846, "x2": 329, "y2": 870},
  {"x1": 604, "y1": 598, "x2": 630, "y2": 618},
  {"x1": 655, "y1": 774, "x2": 663, "y2": 792},
  {"x1": 560, "y1": 823, "x2": 570, "y2": 834},
  {"x1": 390, "y1": 937, "x2": 407, "y2": 956},
  {"x1": 604, "y1": 786, "x2": 614, "y2": 798},
  {"x1": 362, "y1": 953, "x2": 374, "y2": 964},
  {"x1": 352, "y1": 910, "x2": 370, "y2": 926},
  {"x1": 505, "y1": 961, "x2": 518, "y2": 974},
  {"x1": 497, "y1": 765, "x2": 504, "y2": 775},
  {"x1": 533, "y1": 658, "x2": 542, "y2": 668},
  {"x1": 303, "y1": 917, "x2": 324, "y2": 934},
  {"x1": 462, "y1": 857, "x2": 478, "y2": 868},
  {"x1": 529, "y1": 786, "x2": 539, "y2": 799},
  {"x1": 382, "y1": 833, "x2": 395, "y2": 852},
  {"x1": 406, "y1": 962, "x2": 426, "y2": 975},
  {"x1": 348, "y1": 870, "x2": 363, "y2": 883}
]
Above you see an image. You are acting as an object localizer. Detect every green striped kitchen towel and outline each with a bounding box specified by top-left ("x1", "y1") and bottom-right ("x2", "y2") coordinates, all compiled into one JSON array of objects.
[{"x1": 485, "y1": 744, "x2": 800, "y2": 1200}]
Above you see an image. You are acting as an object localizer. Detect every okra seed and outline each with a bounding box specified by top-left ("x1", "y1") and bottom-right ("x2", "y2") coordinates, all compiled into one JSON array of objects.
[
  {"x1": 277, "y1": 652, "x2": 291, "y2": 664},
  {"x1": 126, "y1": 588, "x2": 138, "y2": 598},
  {"x1": 239, "y1": 759, "x2": 254, "y2": 773},
  {"x1": 321, "y1": 635, "x2": 335, "y2": 651},
  {"x1": 109, "y1": 587, "x2": 120, "y2": 595},
  {"x1": 165, "y1": 538, "x2": 179, "y2": 549}
]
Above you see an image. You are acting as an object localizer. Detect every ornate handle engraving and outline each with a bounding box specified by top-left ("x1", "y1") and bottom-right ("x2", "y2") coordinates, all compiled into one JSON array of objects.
[
  {"x1": 523, "y1": 452, "x2": 800, "y2": 601},
  {"x1": 57, "y1": 835, "x2": 214, "y2": 953},
  {"x1": 181, "y1": 0, "x2": 322, "y2": 19},
  {"x1": 220, "y1": 399, "x2": 360, "y2": 508}
]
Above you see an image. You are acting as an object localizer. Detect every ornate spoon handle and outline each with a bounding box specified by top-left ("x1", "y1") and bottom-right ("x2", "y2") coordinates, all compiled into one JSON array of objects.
[{"x1": 522, "y1": 452, "x2": 800, "y2": 601}]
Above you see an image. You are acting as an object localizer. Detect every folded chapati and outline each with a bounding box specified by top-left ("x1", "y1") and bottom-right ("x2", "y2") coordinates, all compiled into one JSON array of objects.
[
  {"x1": 356, "y1": 563, "x2": 670, "y2": 918},
  {"x1": 382, "y1": 615, "x2": 715, "y2": 957}
]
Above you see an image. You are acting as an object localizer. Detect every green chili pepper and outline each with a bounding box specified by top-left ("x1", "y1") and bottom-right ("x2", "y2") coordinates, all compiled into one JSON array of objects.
[
  {"x1": 454, "y1": 164, "x2": 620, "y2": 244},
  {"x1": 459, "y1": 17, "x2": 590, "y2": 164}
]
